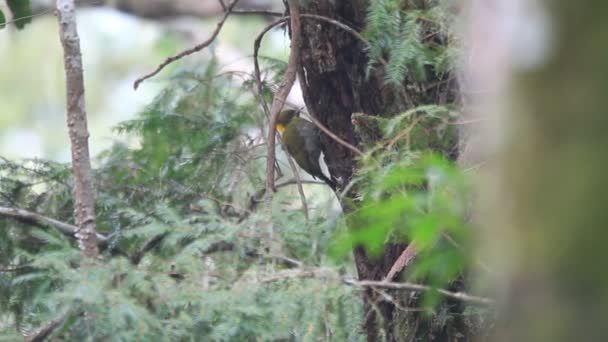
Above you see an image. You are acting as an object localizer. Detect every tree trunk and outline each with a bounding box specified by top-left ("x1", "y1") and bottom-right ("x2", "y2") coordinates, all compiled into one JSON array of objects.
[
  {"x1": 478, "y1": 0, "x2": 608, "y2": 340},
  {"x1": 297, "y1": 1, "x2": 466, "y2": 340}
]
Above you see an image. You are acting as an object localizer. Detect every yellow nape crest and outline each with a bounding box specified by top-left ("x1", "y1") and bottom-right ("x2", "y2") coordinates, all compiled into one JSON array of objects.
[{"x1": 276, "y1": 124, "x2": 286, "y2": 134}]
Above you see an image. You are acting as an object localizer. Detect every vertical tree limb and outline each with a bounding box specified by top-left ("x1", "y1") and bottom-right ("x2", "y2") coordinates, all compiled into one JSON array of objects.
[
  {"x1": 265, "y1": 0, "x2": 301, "y2": 192},
  {"x1": 56, "y1": 0, "x2": 99, "y2": 259}
]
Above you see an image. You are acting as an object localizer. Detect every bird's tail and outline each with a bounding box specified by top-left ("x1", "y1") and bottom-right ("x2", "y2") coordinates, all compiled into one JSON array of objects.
[{"x1": 318, "y1": 174, "x2": 336, "y2": 191}]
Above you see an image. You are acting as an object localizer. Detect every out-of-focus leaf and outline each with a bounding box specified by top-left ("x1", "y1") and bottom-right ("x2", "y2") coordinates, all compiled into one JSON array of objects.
[
  {"x1": 6, "y1": 0, "x2": 32, "y2": 29},
  {"x1": 0, "y1": 10, "x2": 6, "y2": 29}
]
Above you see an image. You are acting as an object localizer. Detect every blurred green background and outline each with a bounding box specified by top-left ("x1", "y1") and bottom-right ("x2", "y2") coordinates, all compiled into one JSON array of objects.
[{"x1": 0, "y1": 7, "x2": 285, "y2": 161}]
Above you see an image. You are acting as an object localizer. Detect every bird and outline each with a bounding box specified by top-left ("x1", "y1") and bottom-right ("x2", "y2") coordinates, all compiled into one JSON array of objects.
[{"x1": 276, "y1": 109, "x2": 336, "y2": 190}]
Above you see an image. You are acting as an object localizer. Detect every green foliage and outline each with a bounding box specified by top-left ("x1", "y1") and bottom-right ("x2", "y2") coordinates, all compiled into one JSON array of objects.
[
  {"x1": 364, "y1": 0, "x2": 454, "y2": 86},
  {"x1": 6, "y1": 0, "x2": 32, "y2": 29},
  {"x1": 0, "y1": 58, "x2": 364, "y2": 340},
  {"x1": 337, "y1": 105, "x2": 471, "y2": 307},
  {"x1": 0, "y1": 10, "x2": 6, "y2": 29}
]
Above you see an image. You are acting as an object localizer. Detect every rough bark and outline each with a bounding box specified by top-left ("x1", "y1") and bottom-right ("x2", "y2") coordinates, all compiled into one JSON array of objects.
[
  {"x1": 477, "y1": 0, "x2": 608, "y2": 340},
  {"x1": 56, "y1": 0, "x2": 98, "y2": 259},
  {"x1": 297, "y1": 1, "x2": 465, "y2": 341}
]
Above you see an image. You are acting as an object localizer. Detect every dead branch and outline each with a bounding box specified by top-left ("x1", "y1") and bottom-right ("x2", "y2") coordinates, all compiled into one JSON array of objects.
[
  {"x1": 344, "y1": 279, "x2": 494, "y2": 306},
  {"x1": 56, "y1": 0, "x2": 99, "y2": 259},
  {"x1": 0, "y1": 206, "x2": 108, "y2": 243},
  {"x1": 132, "y1": 0, "x2": 241, "y2": 90},
  {"x1": 258, "y1": 267, "x2": 494, "y2": 305}
]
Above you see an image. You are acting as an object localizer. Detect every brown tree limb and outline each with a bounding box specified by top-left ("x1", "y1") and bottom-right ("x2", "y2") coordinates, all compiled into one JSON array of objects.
[
  {"x1": 56, "y1": 0, "x2": 99, "y2": 259},
  {"x1": 383, "y1": 242, "x2": 418, "y2": 281},
  {"x1": 258, "y1": 268, "x2": 493, "y2": 306},
  {"x1": 130, "y1": 232, "x2": 168, "y2": 264},
  {"x1": 344, "y1": 279, "x2": 493, "y2": 306},
  {"x1": 0, "y1": 206, "x2": 108, "y2": 243},
  {"x1": 264, "y1": 0, "x2": 301, "y2": 192},
  {"x1": 23, "y1": 311, "x2": 71, "y2": 342},
  {"x1": 132, "y1": 0, "x2": 241, "y2": 90},
  {"x1": 252, "y1": 18, "x2": 310, "y2": 206}
]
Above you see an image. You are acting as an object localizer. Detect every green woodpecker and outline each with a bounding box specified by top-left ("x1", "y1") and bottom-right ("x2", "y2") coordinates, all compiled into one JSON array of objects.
[{"x1": 276, "y1": 110, "x2": 336, "y2": 190}]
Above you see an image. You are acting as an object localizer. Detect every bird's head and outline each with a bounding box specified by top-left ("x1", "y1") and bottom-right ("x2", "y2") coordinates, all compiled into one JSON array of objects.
[{"x1": 276, "y1": 109, "x2": 299, "y2": 134}]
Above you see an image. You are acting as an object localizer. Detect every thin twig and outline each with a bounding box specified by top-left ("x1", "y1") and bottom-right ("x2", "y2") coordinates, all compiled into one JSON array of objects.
[
  {"x1": 133, "y1": 0, "x2": 241, "y2": 90},
  {"x1": 304, "y1": 112, "x2": 363, "y2": 156},
  {"x1": 298, "y1": 66, "x2": 363, "y2": 160},
  {"x1": 232, "y1": 10, "x2": 282, "y2": 16},
  {"x1": 276, "y1": 179, "x2": 325, "y2": 187},
  {"x1": 386, "y1": 115, "x2": 423, "y2": 150},
  {"x1": 257, "y1": 267, "x2": 493, "y2": 305},
  {"x1": 286, "y1": 156, "x2": 309, "y2": 220},
  {"x1": 0, "y1": 264, "x2": 32, "y2": 272},
  {"x1": 0, "y1": 9, "x2": 53, "y2": 27},
  {"x1": 441, "y1": 232, "x2": 499, "y2": 275},
  {"x1": 266, "y1": 253, "x2": 303, "y2": 268},
  {"x1": 344, "y1": 279, "x2": 494, "y2": 306}
]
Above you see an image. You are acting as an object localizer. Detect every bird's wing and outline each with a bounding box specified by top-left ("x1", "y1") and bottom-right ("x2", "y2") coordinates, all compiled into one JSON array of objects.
[
  {"x1": 295, "y1": 120, "x2": 321, "y2": 159},
  {"x1": 295, "y1": 119, "x2": 333, "y2": 180}
]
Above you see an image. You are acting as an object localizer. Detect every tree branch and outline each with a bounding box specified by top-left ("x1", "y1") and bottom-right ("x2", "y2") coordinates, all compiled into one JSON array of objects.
[
  {"x1": 132, "y1": 0, "x2": 241, "y2": 90},
  {"x1": 258, "y1": 267, "x2": 493, "y2": 306},
  {"x1": 344, "y1": 279, "x2": 494, "y2": 306},
  {"x1": 23, "y1": 311, "x2": 72, "y2": 342},
  {"x1": 56, "y1": 0, "x2": 99, "y2": 259},
  {"x1": 384, "y1": 242, "x2": 417, "y2": 281},
  {"x1": 264, "y1": 0, "x2": 301, "y2": 192},
  {"x1": 130, "y1": 232, "x2": 168, "y2": 264},
  {"x1": 0, "y1": 206, "x2": 108, "y2": 243}
]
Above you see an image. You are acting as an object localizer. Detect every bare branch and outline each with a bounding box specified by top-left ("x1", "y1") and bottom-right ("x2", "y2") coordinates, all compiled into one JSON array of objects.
[
  {"x1": 276, "y1": 179, "x2": 325, "y2": 187},
  {"x1": 258, "y1": 267, "x2": 494, "y2": 306},
  {"x1": 344, "y1": 279, "x2": 494, "y2": 306},
  {"x1": 130, "y1": 233, "x2": 168, "y2": 264},
  {"x1": 0, "y1": 206, "x2": 108, "y2": 243},
  {"x1": 302, "y1": 110, "x2": 363, "y2": 157},
  {"x1": 259, "y1": 268, "x2": 334, "y2": 283},
  {"x1": 265, "y1": 0, "x2": 301, "y2": 192},
  {"x1": 286, "y1": 155, "x2": 309, "y2": 220},
  {"x1": 133, "y1": 0, "x2": 241, "y2": 90},
  {"x1": 23, "y1": 311, "x2": 71, "y2": 342},
  {"x1": 253, "y1": 18, "x2": 285, "y2": 118},
  {"x1": 56, "y1": 0, "x2": 99, "y2": 259},
  {"x1": 384, "y1": 243, "x2": 417, "y2": 281}
]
